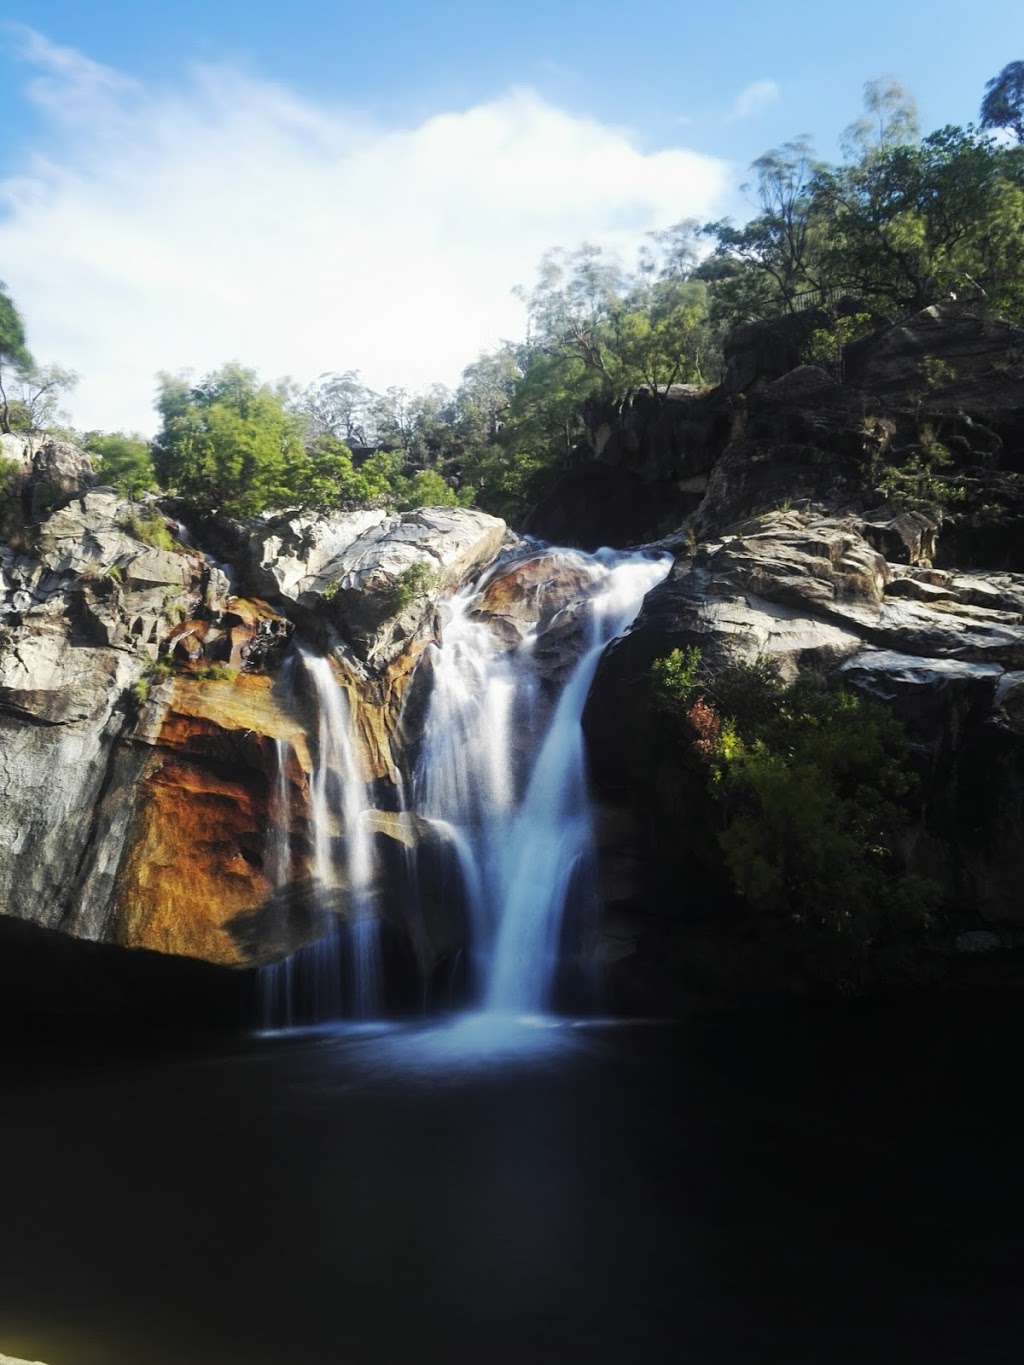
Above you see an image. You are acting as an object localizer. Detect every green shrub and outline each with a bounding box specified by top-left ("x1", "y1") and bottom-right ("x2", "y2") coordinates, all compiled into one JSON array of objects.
[
  {"x1": 391, "y1": 467, "x2": 473, "y2": 511},
  {"x1": 126, "y1": 658, "x2": 176, "y2": 711},
  {"x1": 919, "y1": 357, "x2": 955, "y2": 389},
  {"x1": 119, "y1": 509, "x2": 178, "y2": 553},
  {"x1": 651, "y1": 645, "x2": 702, "y2": 708},
  {"x1": 875, "y1": 438, "x2": 966, "y2": 511},
  {"x1": 85, "y1": 432, "x2": 157, "y2": 498},
  {"x1": 803, "y1": 312, "x2": 874, "y2": 380},
  {"x1": 652, "y1": 649, "x2": 935, "y2": 970},
  {"x1": 386, "y1": 561, "x2": 440, "y2": 616},
  {"x1": 192, "y1": 663, "x2": 238, "y2": 682}
]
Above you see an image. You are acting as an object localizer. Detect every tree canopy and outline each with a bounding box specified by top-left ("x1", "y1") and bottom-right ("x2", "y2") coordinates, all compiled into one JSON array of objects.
[
  {"x1": 6, "y1": 69, "x2": 1024, "y2": 533},
  {"x1": 85, "y1": 431, "x2": 158, "y2": 499},
  {"x1": 152, "y1": 364, "x2": 307, "y2": 517},
  {"x1": 0, "y1": 281, "x2": 33, "y2": 435},
  {"x1": 981, "y1": 60, "x2": 1024, "y2": 142},
  {"x1": 702, "y1": 86, "x2": 1024, "y2": 327}
]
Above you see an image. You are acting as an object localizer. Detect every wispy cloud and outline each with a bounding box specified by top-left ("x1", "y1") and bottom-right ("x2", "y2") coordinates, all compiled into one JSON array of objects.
[
  {"x1": 8, "y1": 23, "x2": 141, "y2": 126},
  {"x1": 726, "y1": 79, "x2": 780, "y2": 122},
  {"x1": 0, "y1": 29, "x2": 731, "y2": 433}
]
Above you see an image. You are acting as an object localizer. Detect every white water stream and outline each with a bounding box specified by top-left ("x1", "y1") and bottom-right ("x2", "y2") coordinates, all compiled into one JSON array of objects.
[
  {"x1": 261, "y1": 650, "x2": 381, "y2": 1025},
  {"x1": 261, "y1": 545, "x2": 670, "y2": 1026},
  {"x1": 413, "y1": 548, "x2": 672, "y2": 1014}
]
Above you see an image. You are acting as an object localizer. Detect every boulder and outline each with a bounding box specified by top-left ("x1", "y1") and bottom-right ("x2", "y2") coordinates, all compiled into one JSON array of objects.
[
  {"x1": 0, "y1": 429, "x2": 96, "y2": 519},
  {"x1": 860, "y1": 510, "x2": 939, "y2": 566},
  {"x1": 0, "y1": 621, "x2": 140, "y2": 724},
  {"x1": 846, "y1": 304, "x2": 1023, "y2": 392},
  {"x1": 722, "y1": 313, "x2": 828, "y2": 393},
  {"x1": 251, "y1": 505, "x2": 506, "y2": 671},
  {"x1": 248, "y1": 507, "x2": 390, "y2": 601},
  {"x1": 470, "y1": 550, "x2": 596, "y2": 637}
]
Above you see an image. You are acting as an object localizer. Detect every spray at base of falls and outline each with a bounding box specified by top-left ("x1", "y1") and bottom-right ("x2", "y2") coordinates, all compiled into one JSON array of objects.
[{"x1": 260, "y1": 545, "x2": 671, "y2": 1027}]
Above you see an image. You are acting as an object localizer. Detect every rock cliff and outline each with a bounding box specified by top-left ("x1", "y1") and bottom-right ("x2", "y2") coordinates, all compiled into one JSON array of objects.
[
  {"x1": 578, "y1": 304, "x2": 1024, "y2": 1008},
  {"x1": 2, "y1": 302, "x2": 1023, "y2": 1016},
  {"x1": 0, "y1": 471, "x2": 508, "y2": 982}
]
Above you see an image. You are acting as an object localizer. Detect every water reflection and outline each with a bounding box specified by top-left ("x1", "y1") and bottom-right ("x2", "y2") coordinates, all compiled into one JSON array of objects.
[{"x1": 255, "y1": 1010, "x2": 594, "y2": 1084}]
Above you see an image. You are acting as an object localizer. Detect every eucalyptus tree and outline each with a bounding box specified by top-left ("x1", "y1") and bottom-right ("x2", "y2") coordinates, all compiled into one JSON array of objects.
[
  {"x1": 815, "y1": 126, "x2": 1024, "y2": 316},
  {"x1": 840, "y1": 76, "x2": 920, "y2": 161},
  {"x1": 0, "y1": 281, "x2": 32, "y2": 434},
  {"x1": 296, "y1": 370, "x2": 375, "y2": 447},
  {"x1": 701, "y1": 137, "x2": 827, "y2": 323},
  {"x1": 152, "y1": 363, "x2": 307, "y2": 517},
  {"x1": 981, "y1": 60, "x2": 1024, "y2": 143}
]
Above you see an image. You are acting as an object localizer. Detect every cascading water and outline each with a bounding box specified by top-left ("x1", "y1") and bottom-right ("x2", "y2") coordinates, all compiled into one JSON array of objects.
[
  {"x1": 261, "y1": 649, "x2": 382, "y2": 1026},
  {"x1": 259, "y1": 736, "x2": 299, "y2": 1027},
  {"x1": 304, "y1": 651, "x2": 381, "y2": 1018},
  {"x1": 411, "y1": 546, "x2": 672, "y2": 1016},
  {"x1": 261, "y1": 544, "x2": 669, "y2": 1029}
]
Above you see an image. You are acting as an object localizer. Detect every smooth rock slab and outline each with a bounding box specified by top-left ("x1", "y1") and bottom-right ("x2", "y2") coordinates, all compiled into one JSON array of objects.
[
  {"x1": 252, "y1": 504, "x2": 506, "y2": 670},
  {"x1": 839, "y1": 649, "x2": 1004, "y2": 709}
]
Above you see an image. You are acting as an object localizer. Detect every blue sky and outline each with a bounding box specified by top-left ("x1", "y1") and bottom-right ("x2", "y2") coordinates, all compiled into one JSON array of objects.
[{"x1": 0, "y1": 0, "x2": 1018, "y2": 431}]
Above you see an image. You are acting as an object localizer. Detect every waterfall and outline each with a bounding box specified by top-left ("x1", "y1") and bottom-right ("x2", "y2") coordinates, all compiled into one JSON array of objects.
[
  {"x1": 261, "y1": 649, "x2": 382, "y2": 1026},
  {"x1": 261, "y1": 544, "x2": 669, "y2": 1028},
  {"x1": 258, "y1": 737, "x2": 298, "y2": 1027},
  {"x1": 412, "y1": 547, "x2": 672, "y2": 1016}
]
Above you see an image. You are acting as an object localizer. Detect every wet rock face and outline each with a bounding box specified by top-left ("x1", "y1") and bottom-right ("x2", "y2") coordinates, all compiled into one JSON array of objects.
[
  {"x1": 108, "y1": 675, "x2": 315, "y2": 965},
  {"x1": 466, "y1": 548, "x2": 618, "y2": 693},
  {"x1": 470, "y1": 551, "x2": 594, "y2": 636}
]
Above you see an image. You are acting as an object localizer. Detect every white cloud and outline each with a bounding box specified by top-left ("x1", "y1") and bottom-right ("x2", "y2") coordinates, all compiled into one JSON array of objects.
[
  {"x1": 727, "y1": 79, "x2": 780, "y2": 122},
  {"x1": 0, "y1": 30, "x2": 731, "y2": 434}
]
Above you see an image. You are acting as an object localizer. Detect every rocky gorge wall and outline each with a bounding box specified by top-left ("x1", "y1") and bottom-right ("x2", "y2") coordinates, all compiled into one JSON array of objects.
[
  {"x1": 574, "y1": 304, "x2": 1024, "y2": 1007},
  {"x1": 2, "y1": 302, "x2": 1024, "y2": 1016},
  {"x1": 0, "y1": 445, "x2": 510, "y2": 993}
]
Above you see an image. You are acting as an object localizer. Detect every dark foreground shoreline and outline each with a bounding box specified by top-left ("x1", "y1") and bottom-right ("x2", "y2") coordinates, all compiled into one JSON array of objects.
[{"x1": 1, "y1": 994, "x2": 1023, "y2": 1365}]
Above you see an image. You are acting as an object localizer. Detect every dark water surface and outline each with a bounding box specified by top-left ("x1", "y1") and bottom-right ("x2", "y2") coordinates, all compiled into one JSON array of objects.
[{"x1": 1, "y1": 998, "x2": 1023, "y2": 1364}]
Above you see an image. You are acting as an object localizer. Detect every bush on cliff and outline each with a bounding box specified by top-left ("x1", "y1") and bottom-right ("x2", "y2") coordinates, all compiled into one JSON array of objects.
[
  {"x1": 118, "y1": 507, "x2": 178, "y2": 553},
  {"x1": 0, "y1": 454, "x2": 20, "y2": 539},
  {"x1": 653, "y1": 649, "x2": 935, "y2": 977},
  {"x1": 86, "y1": 432, "x2": 158, "y2": 499}
]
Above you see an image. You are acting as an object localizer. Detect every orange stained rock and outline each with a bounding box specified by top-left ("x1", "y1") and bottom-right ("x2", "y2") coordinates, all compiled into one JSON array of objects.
[
  {"x1": 113, "y1": 752, "x2": 277, "y2": 965},
  {"x1": 113, "y1": 672, "x2": 316, "y2": 964},
  {"x1": 160, "y1": 674, "x2": 312, "y2": 775},
  {"x1": 474, "y1": 553, "x2": 592, "y2": 622},
  {"x1": 330, "y1": 641, "x2": 429, "y2": 784}
]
